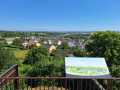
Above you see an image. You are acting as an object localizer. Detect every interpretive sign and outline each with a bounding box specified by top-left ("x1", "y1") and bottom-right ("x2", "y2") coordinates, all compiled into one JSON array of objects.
[{"x1": 65, "y1": 57, "x2": 110, "y2": 77}]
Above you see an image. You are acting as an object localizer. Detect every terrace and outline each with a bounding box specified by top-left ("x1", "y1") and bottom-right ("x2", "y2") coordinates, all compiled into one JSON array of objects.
[{"x1": 0, "y1": 64, "x2": 120, "y2": 90}]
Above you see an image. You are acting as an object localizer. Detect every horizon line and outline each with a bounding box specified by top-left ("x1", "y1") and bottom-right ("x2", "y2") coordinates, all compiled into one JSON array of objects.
[{"x1": 0, "y1": 29, "x2": 120, "y2": 33}]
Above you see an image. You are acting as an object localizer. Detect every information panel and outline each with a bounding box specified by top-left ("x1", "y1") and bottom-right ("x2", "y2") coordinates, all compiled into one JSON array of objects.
[{"x1": 65, "y1": 57, "x2": 110, "y2": 78}]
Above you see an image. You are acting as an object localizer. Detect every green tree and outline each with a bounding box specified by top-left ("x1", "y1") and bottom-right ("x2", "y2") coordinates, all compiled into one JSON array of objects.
[
  {"x1": 40, "y1": 37, "x2": 47, "y2": 41},
  {"x1": 0, "y1": 42, "x2": 4, "y2": 49},
  {"x1": 85, "y1": 31, "x2": 120, "y2": 77},
  {"x1": 73, "y1": 49, "x2": 88, "y2": 57},
  {"x1": 62, "y1": 42, "x2": 70, "y2": 50},
  {"x1": 23, "y1": 46, "x2": 50, "y2": 65},
  {"x1": 0, "y1": 49, "x2": 15, "y2": 73},
  {"x1": 28, "y1": 58, "x2": 49, "y2": 77},
  {"x1": 12, "y1": 38, "x2": 22, "y2": 46},
  {"x1": 53, "y1": 54, "x2": 63, "y2": 60},
  {"x1": 70, "y1": 47, "x2": 78, "y2": 53},
  {"x1": 51, "y1": 48, "x2": 61, "y2": 56},
  {"x1": 29, "y1": 59, "x2": 65, "y2": 77}
]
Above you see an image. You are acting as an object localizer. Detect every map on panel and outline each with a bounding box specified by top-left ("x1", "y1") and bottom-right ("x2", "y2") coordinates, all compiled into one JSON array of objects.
[{"x1": 65, "y1": 57, "x2": 110, "y2": 78}]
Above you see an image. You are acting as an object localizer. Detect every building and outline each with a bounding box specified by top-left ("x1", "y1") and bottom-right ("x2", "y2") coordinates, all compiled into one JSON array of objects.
[
  {"x1": 29, "y1": 36, "x2": 35, "y2": 40},
  {"x1": 27, "y1": 41, "x2": 41, "y2": 47},
  {"x1": 59, "y1": 50, "x2": 70, "y2": 57},
  {"x1": 26, "y1": 41, "x2": 36, "y2": 47},
  {"x1": 22, "y1": 41, "x2": 28, "y2": 47},
  {"x1": 61, "y1": 40, "x2": 68, "y2": 45},
  {"x1": 36, "y1": 42, "x2": 41, "y2": 46},
  {"x1": 68, "y1": 42, "x2": 75, "y2": 47},
  {"x1": 4, "y1": 38, "x2": 15, "y2": 44},
  {"x1": 54, "y1": 40, "x2": 61, "y2": 46},
  {"x1": 41, "y1": 43, "x2": 56, "y2": 53}
]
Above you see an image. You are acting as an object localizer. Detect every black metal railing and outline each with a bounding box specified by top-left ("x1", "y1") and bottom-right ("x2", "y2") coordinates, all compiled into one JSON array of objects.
[{"x1": 0, "y1": 77, "x2": 120, "y2": 90}]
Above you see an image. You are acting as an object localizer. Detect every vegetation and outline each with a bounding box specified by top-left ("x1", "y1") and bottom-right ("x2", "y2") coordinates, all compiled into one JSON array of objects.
[
  {"x1": 23, "y1": 46, "x2": 65, "y2": 77},
  {"x1": 73, "y1": 49, "x2": 88, "y2": 57},
  {"x1": 1, "y1": 30, "x2": 120, "y2": 79},
  {"x1": 12, "y1": 38, "x2": 22, "y2": 46},
  {"x1": 1, "y1": 30, "x2": 120, "y2": 89},
  {"x1": 85, "y1": 31, "x2": 120, "y2": 77},
  {"x1": 13, "y1": 49, "x2": 28, "y2": 58},
  {"x1": 23, "y1": 46, "x2": 50, "y2": 65},
  {"x1": 61, "y1": 42, "x2": 70, "y2": 50},
  {"x1": 0, "y1": 43, "x2": 16, "y2": 74},
  {"x1": 64, "y1": 33, "x2": 89, "y2": 40}
]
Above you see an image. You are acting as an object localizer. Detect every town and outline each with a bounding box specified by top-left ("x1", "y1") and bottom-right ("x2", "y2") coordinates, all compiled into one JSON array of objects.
[
  {"x1": 0, "y1": 0, "x2": 120, "y2": 89},
  {"x1": 0, "y1": 31, "x2": 91, "y2": 58},
  {"x1": 0, "y1": 30, "x2": 120, "y2": 89}
]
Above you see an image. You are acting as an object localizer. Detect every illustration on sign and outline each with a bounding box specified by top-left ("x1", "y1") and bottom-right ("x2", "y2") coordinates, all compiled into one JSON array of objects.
[{"x1": 65, "y1": 57, "x2": 110, "y2": 77}]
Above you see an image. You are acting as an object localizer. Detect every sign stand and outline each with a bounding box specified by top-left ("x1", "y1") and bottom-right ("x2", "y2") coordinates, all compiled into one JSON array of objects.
[{"x1": 65, "y1": 57, "x2": 111, "y2": 90}]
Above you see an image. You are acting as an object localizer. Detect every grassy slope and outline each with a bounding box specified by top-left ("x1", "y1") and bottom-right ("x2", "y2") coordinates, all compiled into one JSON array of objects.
[{"x1": 13, "y1": 49, "x2": 28, "y2": 58}]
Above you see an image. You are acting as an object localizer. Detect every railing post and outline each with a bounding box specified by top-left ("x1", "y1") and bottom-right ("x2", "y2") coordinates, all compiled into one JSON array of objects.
[
  {"x1": 107, "y1": 80, "x2": 110, "y2": 90},
  {"x1": 78, "y1": 79, "x2": 82, "y2": 90},
  {"x1": 14, "y1": 65, "x2": 19, "y2": 90},
  {"x1": 109, "y1": 79, "x2": 113, "y2": 90},
  {"x1": 65, "y1": 79, "x2": 67, "y2": 90}
]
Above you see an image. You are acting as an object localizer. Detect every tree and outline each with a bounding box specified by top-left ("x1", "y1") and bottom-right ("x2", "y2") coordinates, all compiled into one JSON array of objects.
[
  {"x1": 29, "y1": 59, "x2": 65, "y2": 77},
  {"x1": 73, "y1": 49, "x2": 88, "y2": 57},
  {"x1": 0, "y1": 42, "x2": 4, "y2": 49},
  {"x1": 62, "y1": 42, "x2": 70, "y2": 50},
  {"x1": 40, "y1": 37, "x2": 47, "y2": 41},
  {"x1": 53, "y1": 54, "x2": 63, "y2": 60},
  {"x1": 0, "y1": 49, "x2": 15, "y2": 73},
  {"x1": 85, "y1": 31, "x2": 120, "y2": 77},
  {"x1": 23, "y1": 46, "x2": 50, "y2": 65},
  {"x1": 29, "y1": 58, "x2": 49, "y2": 77},
  {"x1": 51, "y1": 48, "x2": 61, "y2": 56},
  {"x1": 70, "y1": 47, "x2": 78, "y2": 53},
  {"x1": 12, "y1": 38, "x2": 22, "y2": 46}
]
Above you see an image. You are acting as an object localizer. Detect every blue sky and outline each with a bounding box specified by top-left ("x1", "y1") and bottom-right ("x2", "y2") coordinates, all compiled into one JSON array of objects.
[{"x1": 0, "y1": 0, "x2": 120, "y2": 31}]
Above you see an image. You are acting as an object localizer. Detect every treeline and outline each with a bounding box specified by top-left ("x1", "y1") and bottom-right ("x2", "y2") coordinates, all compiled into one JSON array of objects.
[
  {"x1": 0, "y1": 31, "x2": 65, "y2": 38},
  {"x1": 0, "y1": 31, "x2": 47, "y2": 38},
  {"x1": 64, "y1": 34, "x2": 89, "y2": 40}
]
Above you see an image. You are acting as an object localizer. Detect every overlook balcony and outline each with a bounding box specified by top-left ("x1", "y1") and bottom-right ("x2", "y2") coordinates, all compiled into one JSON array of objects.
[{"x1": 0, "y1": 65, "x2": 120, "y2": 90}]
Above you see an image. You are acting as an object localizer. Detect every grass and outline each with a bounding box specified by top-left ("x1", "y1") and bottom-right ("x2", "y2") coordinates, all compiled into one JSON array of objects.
[
  {"x1": 4, "y1": 47, "x2": 28, "y2": 58},
  {"x1": 13, "y1": 49, "x2": 28, "y2": 58}
]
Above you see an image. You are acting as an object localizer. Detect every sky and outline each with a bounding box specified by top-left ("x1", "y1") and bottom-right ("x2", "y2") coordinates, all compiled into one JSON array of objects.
[{"x1": 0, "y1": 0, "x2": 120, "y2": 32}]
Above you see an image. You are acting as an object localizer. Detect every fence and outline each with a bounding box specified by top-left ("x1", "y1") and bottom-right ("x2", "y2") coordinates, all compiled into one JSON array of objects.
[
  {"x1": 0, "y1": 77, "x2": 120, "y2": 90},
  {"x1": 0, "y1": 64, "x2": 120, "y2": 90},
  {"x1": 0, "y1": 64, "x2": 18, "y2": 90}
]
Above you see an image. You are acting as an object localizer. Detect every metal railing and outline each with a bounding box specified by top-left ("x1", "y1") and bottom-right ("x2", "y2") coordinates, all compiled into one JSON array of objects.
[
  {"x1": 0, "y1": 64, "x2": 19, "y2": 89},
  {"x1": 0, "y1": 64, "x2": 120, "y2": 90},
  {"x1": 0, "y1": 77, "x2": 120, "y2": 90}
]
